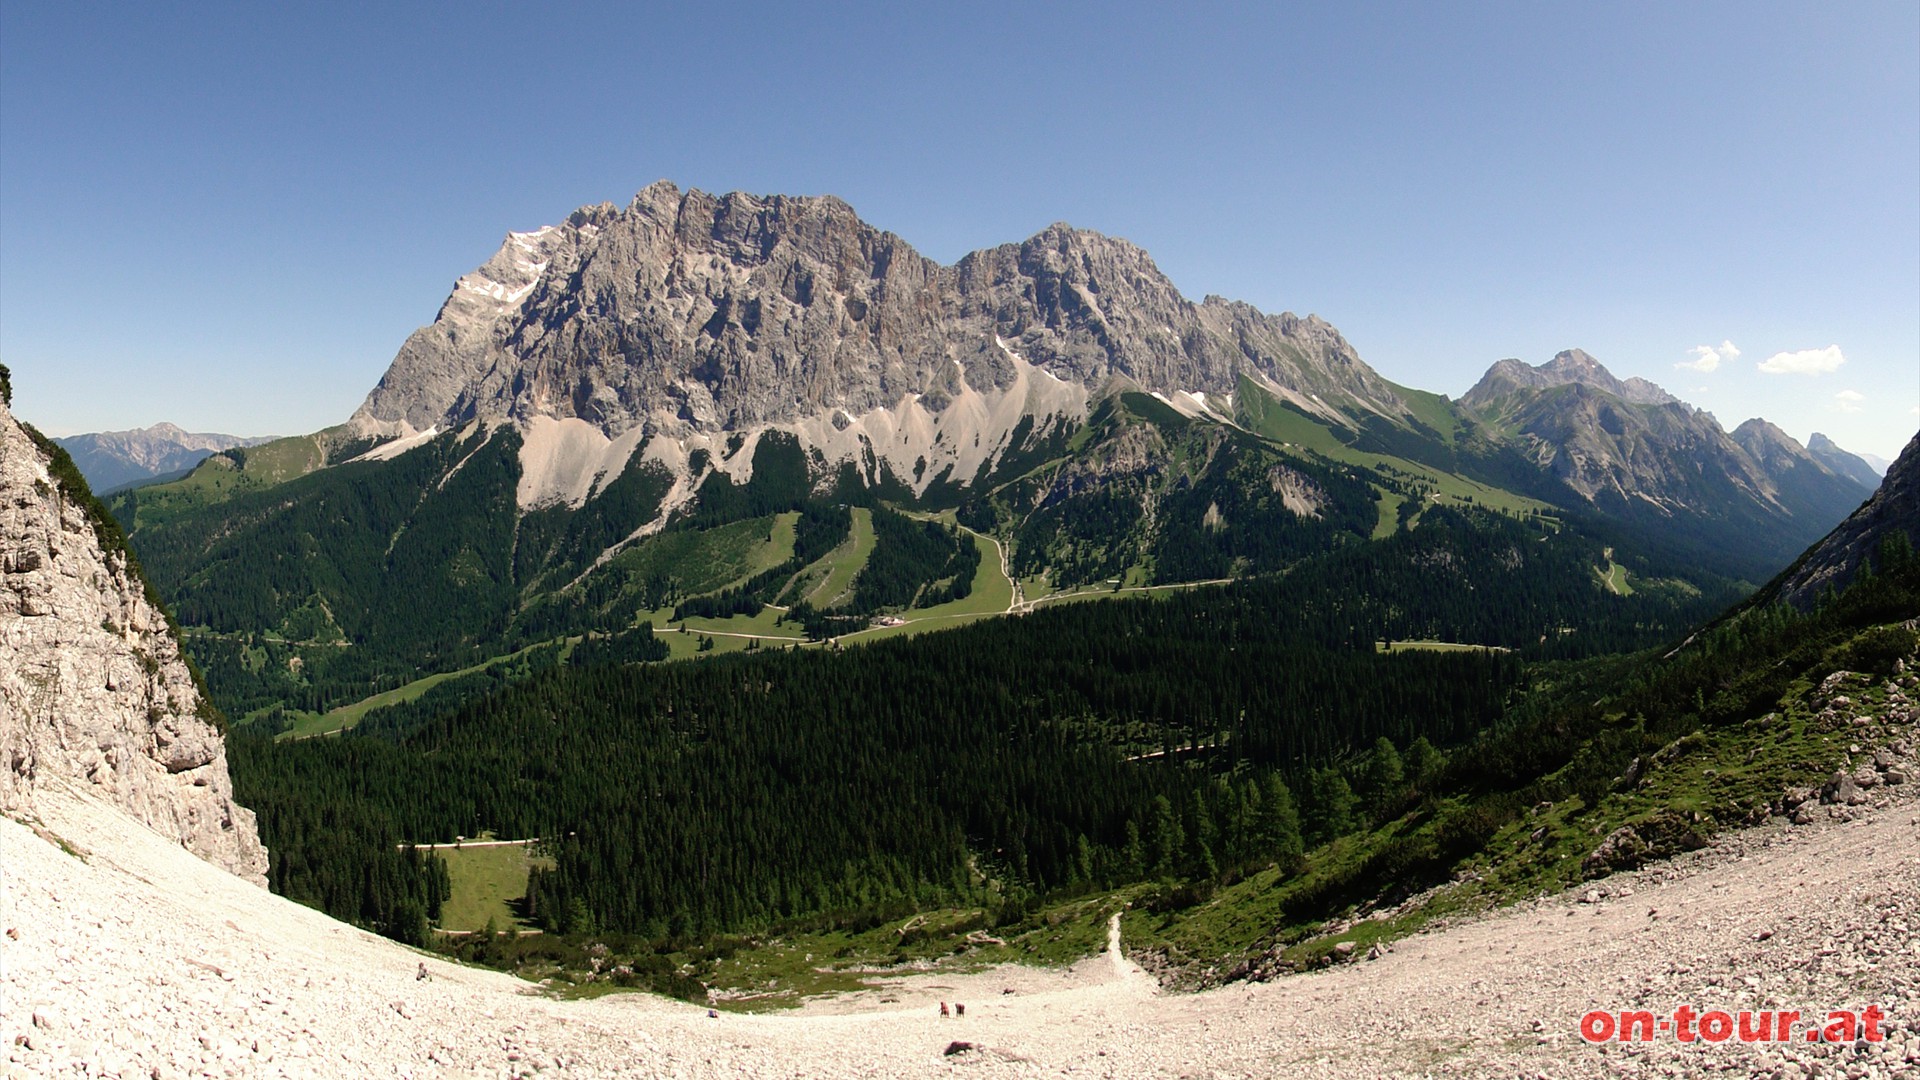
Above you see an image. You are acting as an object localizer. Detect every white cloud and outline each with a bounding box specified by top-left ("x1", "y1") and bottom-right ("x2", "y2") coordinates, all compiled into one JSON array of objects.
[
  {"x1": 1831, "y1": 389, "x2": 1865, "y2": 413},
  {"x1": 1677, "y1": 339, "x2": 1740, "y2": 372},
  {"x1": 1757, "y1": 344, "x2": 1845, "y2": 375}
]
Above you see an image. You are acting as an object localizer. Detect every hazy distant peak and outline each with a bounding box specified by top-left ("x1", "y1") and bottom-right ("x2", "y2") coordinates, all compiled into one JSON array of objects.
[
  {"x1": 54, "y1": 424, "x2": 275, "y2": 492},
  {"x1": 1806, "y1": 432, "x2": 1884, "y2": 491}
]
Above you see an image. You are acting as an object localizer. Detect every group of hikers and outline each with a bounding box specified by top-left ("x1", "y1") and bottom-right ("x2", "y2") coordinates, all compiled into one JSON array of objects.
[{"x1": 939, "y1": 1002, "x2": 965, "y2": 1017}]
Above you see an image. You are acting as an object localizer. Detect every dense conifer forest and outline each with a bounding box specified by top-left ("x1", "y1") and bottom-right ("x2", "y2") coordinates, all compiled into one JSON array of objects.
[
  {"x1": 107, "y1": 380, "x2": 1866, "y2": 963},
  {"x1": 225, "y1": 505, "x2": 1758, "y2": 945},
  {"x1": 227, "y1": 525, "x2": 1917, "y2": 957}
]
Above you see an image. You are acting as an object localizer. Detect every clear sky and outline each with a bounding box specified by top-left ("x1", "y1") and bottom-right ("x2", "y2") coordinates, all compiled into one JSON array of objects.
[{"x1": 3, "y1": 2, "x2": 1915, "y2": 460}]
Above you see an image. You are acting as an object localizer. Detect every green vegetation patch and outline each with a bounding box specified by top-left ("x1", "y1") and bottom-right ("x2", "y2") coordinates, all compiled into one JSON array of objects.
[
  {"x1": 1232, "y1": 375, "x2": 1552, "y2": 518},
  {"x1": 427, "y1": 841, "x2": 555, "y2": 933},
  {"x1": 800, "y1": 506, "x2": 875, "y2": 608},
  {"x1": 276, "y1": 638, "x2": 566, "y2": 740},
  {"x1": 588, "y1": 512, "x2": 798, "y2": 612}
]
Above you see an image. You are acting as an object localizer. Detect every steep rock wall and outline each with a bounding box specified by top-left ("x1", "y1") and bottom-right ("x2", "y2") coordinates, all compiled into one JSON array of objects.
[{"x1": 0, "y1": 401, "x2": 268, "y2": 884}]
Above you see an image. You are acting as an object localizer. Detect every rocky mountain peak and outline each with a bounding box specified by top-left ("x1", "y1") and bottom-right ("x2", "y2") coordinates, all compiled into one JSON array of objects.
[
  {"x1": 1466, "y1": 350, "x2": 1678, "y2": 408},
  {"x1": 348, "y1": 183, "x2": 1411, "y2": 506},
  {"x1": 1806, "y1": 432, "x2": 1884, "y2": 492},
  {"x1": 1731, "y1": 417, "x2": 1802, "y2": 459},
  {"x1": 1, "y1": 401, "x2": 268, "y2": 884},
  {"x1": 1729, "y1": 419, "x2": 1869, "y2": 495},
  {"x1": 351, "y1": 184, "x2": 1407, "y2": 437}
]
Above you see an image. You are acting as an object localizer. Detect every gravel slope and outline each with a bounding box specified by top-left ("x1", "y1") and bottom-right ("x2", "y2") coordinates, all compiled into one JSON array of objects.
[{"x1": 4, "y1": 779, "x2": 1916, "y2": 1079}]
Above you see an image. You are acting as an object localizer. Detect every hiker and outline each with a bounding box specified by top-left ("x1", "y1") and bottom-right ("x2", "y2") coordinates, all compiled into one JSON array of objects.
[
  {"x1": 416, "y1": 962, "x2": 429, "y2": 982},
  {"x1": 954, "y1": 1003, "x2": 965, "y2": 1017},
  {"x1": 939, "y1": 1002, "x2": 949, "y2": 1017}
]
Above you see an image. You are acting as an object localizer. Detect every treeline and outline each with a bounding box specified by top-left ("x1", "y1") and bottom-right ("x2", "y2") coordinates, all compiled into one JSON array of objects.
[
  {"x1": 116, "y1": 389, "x2": 1739, "y2": 727},
  {"x1": 229, "y1": 498, "x2": 1750, "y2": 942},
  {"x1": 234, "y1": 532, "x2": 1920, "y2": 952},
  {"x1": 113, "y1": 426, "x2": 528, "y2": 716},
  {"x1": 979, "y1": 396, "x2": 1383, "y2": 587},
  {"x1": 565, "y1": 623, "x2": 671, "y2": 668},
  {"x1": 1452, "y1": 532, "x2": 1920, "y2": 805},
  {"x1": 1262, "y1": 536, "x2": 1920, "y2": 931}
]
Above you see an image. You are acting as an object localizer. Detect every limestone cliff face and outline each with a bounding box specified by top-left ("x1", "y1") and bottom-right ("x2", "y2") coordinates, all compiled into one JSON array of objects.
[
  {"x1": 0, "y1": 401, "x2": 268, "y2": 885},
  {"x1": 352, "y1": 181, "x2": 1409, "y2": 443}
]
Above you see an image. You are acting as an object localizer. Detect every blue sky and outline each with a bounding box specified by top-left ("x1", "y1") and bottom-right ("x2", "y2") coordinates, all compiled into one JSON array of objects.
[{"x1": 3, "y1": 2, "x2": 1916, "y2": 460}]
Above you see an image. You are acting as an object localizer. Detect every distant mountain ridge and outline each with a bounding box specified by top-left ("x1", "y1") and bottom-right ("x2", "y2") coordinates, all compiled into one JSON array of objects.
[
  {"x1": 1459, "y1": 350, "x2": 1872, "y2": 578},
  {"x1": 1857, "y1": 451, "x2": 1894, "y2": 477},
  {"x1": 1806, "y1": 432, "x2": 1883, "y2": 490},
  {"x1": 102, "y1": 184, "x2": 1880, "y2": 722},
  {"x1": 1770, "y1": 429, "x2": 1920, "y2": 609},
  {"x1": 57, "y1": 423, "x2": 274, "y2": 493},
  {"x1": 1470, "y1": 348, "x2": 1677, "y2": 406}
]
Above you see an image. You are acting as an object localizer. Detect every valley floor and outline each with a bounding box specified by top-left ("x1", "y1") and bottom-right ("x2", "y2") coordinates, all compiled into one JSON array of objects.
[{"x1": 3, "y1": 780, "x2": 1917, "y2": 1079}]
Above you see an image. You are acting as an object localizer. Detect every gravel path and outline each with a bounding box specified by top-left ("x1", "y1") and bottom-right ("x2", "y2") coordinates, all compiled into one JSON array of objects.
[{"x1": 4, "y1": 777, "x2": 1916, "y2": 1079}]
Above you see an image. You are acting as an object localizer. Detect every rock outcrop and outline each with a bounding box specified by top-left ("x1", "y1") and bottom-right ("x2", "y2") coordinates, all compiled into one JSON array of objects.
[
  {"x1": 1468, "y1": 348, "x2": 1677, "y2": 407},
  {"x1": 1806, "y1": 431, "x2": 1884, "y2": 493},
  {"x1": 0, "y1": 400, "x2": 268, "y2": 884}
]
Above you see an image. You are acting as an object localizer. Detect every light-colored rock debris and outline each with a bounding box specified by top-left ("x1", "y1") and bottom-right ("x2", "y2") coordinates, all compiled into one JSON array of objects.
[{"x1": 5, "y1": 748, "x2": 1915, "y2": 1077}]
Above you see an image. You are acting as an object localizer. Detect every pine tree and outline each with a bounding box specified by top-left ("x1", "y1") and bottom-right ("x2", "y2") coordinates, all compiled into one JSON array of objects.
[
  {"x1": 1183, "y1": 788, "x2": 1219, "y2": 880},
  {"x1": 1146, "y1": 795, "x2": 1184, "y2": 878},
  {"x1": 1360, "y1": 736, "x2": 1405, "y2": 818},
  {"x1": 1404, "y1": 735, "x2": 1444, "y2": 793},
  {"x1": 1305, "y1": 768, "x2": 1357, "y2": 845},
  {"x1": 1255, "y1": 774, "x2": 1304, "y2": 870},
  {"x1": 1121, "y1": 820, "x2": 1146, "y2": 879}
]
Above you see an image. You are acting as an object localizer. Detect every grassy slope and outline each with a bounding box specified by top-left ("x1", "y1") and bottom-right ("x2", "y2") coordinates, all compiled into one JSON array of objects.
[
  {"x1": 591, "y1": 512, "x2": 799, "y2": 612},
  {"x1": 425, "y1": 842, "x2": 556, "y2": 932},
  {"x1": 715, "y1": 901, "x2": 1119, "y2": 1011},
  {"x1": 648, "y1": 515, "x2": 1018, "y2": 649},
  {"x1": 276, "y1": 638, "x2": 569, "y2": 740},
  {"x1": 113, "y1": 429, "x2": 352, "y2": 530},
  {"x1": 1234, "y1": 375, "x2": 1549, "y2": 520},
  {"x1": 798, "y1": 506, "x2": 875, "y2": 608}
]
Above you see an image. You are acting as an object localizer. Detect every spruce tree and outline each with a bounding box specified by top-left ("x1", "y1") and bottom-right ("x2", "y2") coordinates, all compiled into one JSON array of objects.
[
  {"x1": 1255, "y1": 774, "x2": 1304, "y2": 871},
  {"x1": 1361, "y1": 736, "x2": 1405, "y2": 818}
]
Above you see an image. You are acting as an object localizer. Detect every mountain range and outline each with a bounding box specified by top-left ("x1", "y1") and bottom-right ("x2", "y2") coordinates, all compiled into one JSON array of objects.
[
  {"x1": 1769, "y1": 430, "x2": 1920, "y2": 609},
  {"x1": 55, "y1": 423, "x2": 274, "y2": 493},
  {"x1": 99, "y1": 184, "x2": 1890, "y2": 725}
]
